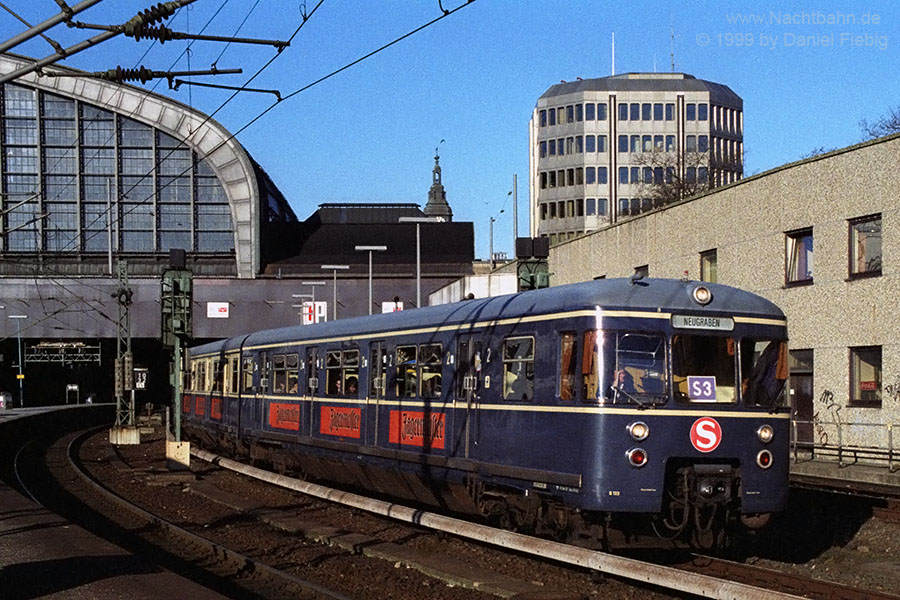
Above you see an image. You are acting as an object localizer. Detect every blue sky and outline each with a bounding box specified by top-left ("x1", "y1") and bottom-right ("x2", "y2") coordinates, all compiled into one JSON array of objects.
[{"x1": 5, "y1": 1, "x2": 900, "y2": 258}]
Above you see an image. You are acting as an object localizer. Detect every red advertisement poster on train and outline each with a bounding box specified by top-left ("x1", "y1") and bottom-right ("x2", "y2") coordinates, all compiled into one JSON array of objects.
[
  {"x1": 320, "y1": 406, "x2": 362, "y2": 439},
  {"x1": 388, "y1": 410, "x2": 445, "y2": 450},
  {"x1": 269, "y1": 402, "x2": 300, "y2": 431}
]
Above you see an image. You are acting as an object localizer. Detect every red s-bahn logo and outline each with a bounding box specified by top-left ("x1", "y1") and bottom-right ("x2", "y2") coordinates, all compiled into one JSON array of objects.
[{"x1": 690, "y1": 417, "x2": 722, "y2": 453}]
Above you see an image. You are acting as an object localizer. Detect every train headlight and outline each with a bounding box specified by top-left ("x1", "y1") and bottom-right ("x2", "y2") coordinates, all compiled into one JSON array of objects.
[
  {"x1": 756, "y1": 449, "x2": 773, "y2": 469},
  {"x1": 692, "y1": 285, "x2": 713, "y2": 305},
  {"x1": 627, "y1": 448, "x2": 648, "y2": 467},
  {"x1": 757, "y1": 424, "x2": 774, "y2": 444},
  {"x1": 628, "y1": 421, "x2": 649, "y2": 441}
]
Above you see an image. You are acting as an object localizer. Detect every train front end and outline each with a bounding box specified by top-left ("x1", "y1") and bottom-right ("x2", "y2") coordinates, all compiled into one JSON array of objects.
[{"x1": 584, "y1": 281, "x2": 789, "y2": 547}]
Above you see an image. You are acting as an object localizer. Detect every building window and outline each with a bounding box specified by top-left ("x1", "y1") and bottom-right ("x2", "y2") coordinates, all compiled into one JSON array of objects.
[
  {"x1": 540, "y1": 110, "x2": 547, "y2": 127},
  {"x1": 653, "y1": 135, "x2": 663, "y2": 150},
  {"x1": 585, "y1": 135, "x2": 595, "y2": 153},
  {"x1": 665, "y1": 135, "x2": 675, "y2": 152},
  {"x1": 849, "y1": 214, "x2": 882, "y2": 278},
  {"x1": 576, "y1": 136, "x2": 583, "y2": 153},
  {"x1": 700, "y1": 249, "x2": 717, "y2": 282},
  {"x1": 642, "y1": 167, "x2": 652, "y2": 184},
  {"x1": 850, "y1": 346, "x2": 881, "y2": 407},
  {"x1": 539, "y1": 140, "x2": 547, "y2": 157},
  {"x1": 618, "y1": 167, "x2": 628, "y2": 184},
  {"x1": 597, "y1": 135, "x2": 606, "y2": 153},
  {"x1": 618, "y1": 135, "x2": 628, "y2": 153},
  {"x1": 630, "y1": 103, "x2": 639, "y2": 120},
  {"x1": 566, "y1": 105, "x2": 574, "y2": 123},
  {"x1": 586, "y1": 198, "x2": 596, "y2": 215},
  {"x1": 619, "y1": 198, "x2": 629, "y2": 216},
  {"x1": 576, "y1": 104, "x2": 583, "y2": 121},
  {"x1": 567, "y1": 168, "x2": 575, "y2": 186},
  {"x1": 586, "y1": 167, "x2": 596, "y2": 184},
  {"x1": 585, "y1": 103, "x2": 595, "y2": 120},
  {"x1": 540, "y1": 203, "x2": 547, "y2": 220},
  {"x1": 698, "y1": 135, "x2": 709, "y2": 153},
  {"x1": 598, "y1": 198, "x2": 608, "y2": 215},
  {"x1": 698, "y1": 103, "x2": 708, "y2": 120},
  {"x1": 634, "y1": 264, "x2": 649, "y2": 278},
  {"x1": 665, "y1": 103, "x2": 674, "y2": 120},
  {"x1": 558, "y1": 138, "x2": 565, "y2": 156},
  {"x1": 576, "y1": 198, "x2": 584, "y2": 216},
  {"x1": 686, "y1": 103, "x2": 696, "y2": 120},
  {"x1": 548, "y1": 109, "x2": 556, "y2": 126},
  {"x1": 575, "y1": 168, "x2": 583, "y2": 185},
  {"x1": 540, "y1": 172, "x2": 547, "y2": 189},
  {"x1": 653, "y1": 103, "x2": 663, "y2": 121},
  {"x1": 630, "y1": 167, "x2": 639, "y2": 183},
  {"x1": 642, "y1": 135, "x2": 652, "y2": 152},
  {"x1": 597, "y1": 167, "x2": 607, "y2": 184},
  {"x1": 653, "y1": 167, "x2": 663, "y2": 184},
  {"x1": 630, "y1": 135, "x2": 640, "y2": 153},
  {"x1": 641, "y1": 103, "x2": 651, "y2": 120},
  {"x1": 597, "y1": 103, "x2": 607, "y2": 120},
  {"x1": 618, "y1": 103, "x2": 628, "y2": 121},
  {"x1": 686, "y1": 135, "x2": 697, "y2": 153},
  {"x1": 785, "y1": 228, "x2": 813, "y2": 285}
]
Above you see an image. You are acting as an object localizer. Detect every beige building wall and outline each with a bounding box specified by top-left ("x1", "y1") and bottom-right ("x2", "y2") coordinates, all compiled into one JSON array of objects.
[{"x1": 549, "y1": 133, "x2": 900, "y2": 444}]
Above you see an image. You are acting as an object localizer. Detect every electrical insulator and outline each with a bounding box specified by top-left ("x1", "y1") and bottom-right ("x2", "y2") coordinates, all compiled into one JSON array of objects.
[
  {"x1": 124, "y1": 352, "x2": 135, "y2": 391},
  {"x1": 114, "y1": 357, "x2": 124, "y2": 397},
  {"x1": 123, "y1": 1, "x2": 182, "y2": 38}
]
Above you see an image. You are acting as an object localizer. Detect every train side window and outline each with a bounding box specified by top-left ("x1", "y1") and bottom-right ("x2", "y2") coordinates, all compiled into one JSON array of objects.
[
  {"x1": 503, "y1": 337, "x2": 534, "y2": 401},
  {"x1": 582, "y1": 330, "x2": 599, "y2": 401},
  {"x1": 273, "y1": 354, "x2": 287, "y2": 392},
  {"x1": 559, "y1": 332, "x2": 577, "y2": 401},
  {"x1": 419, "y1": 344, "x2": 443, "y2": 399},
  {"x1": 259, "y1": 352, "x2": 269, "y2": 392},
  {"x1": 187, "y1": 360, "x2": 196, "y2": 392},
  {"x1": 286, "y1": 354, "x2": 299, "y2": 393},
  {"x1": 212, "y1": 360, "x2": 224, "y2": 393},
  {"x1": 325, "y1": 351, "x2": 342, "y2": 395},
  {"x1": 229, "y1": 357, "x2": 239, "y2": 394},
  {"x1": 241, "y1": 357, "x2": 254, "y2": 392},
  {"x1": 198, "y1": 360, "x2": 208, "y2": 392},
  {"x1": 396, "y1": 345, "x2": 418, "y2": 398},
  {"x1": 342, "y1": 349, "x2": 359, "y2": 398},
  {"x1": 740, "y1": 339, "x2": 788, "y2": 408}
]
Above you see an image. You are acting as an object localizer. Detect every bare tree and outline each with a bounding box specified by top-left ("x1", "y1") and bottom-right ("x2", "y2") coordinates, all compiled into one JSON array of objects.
[
  {"x1": 632, "y1": 149, "x2": 719, "y2": 209},
  {"x1": 859, "y1": 106, "x2": 900, "y2": 140}
]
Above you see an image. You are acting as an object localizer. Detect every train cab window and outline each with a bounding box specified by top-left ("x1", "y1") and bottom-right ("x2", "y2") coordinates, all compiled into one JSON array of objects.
[
  {"x1": 559, "y1": 332, "x2": 577, "y2": 401},
  {"x1": 419, "y1": 344, "x2": 443, "y2": 399},
  {"x1": 582, "y1": 330, "x2": 600, "y2": 401},
  {"x1": 503, "y1": 337, "x2": 534, "y2": 401},
  {"x1": 241, "y1": 357, "x2": 254, "y2": 393},
  {"x1": 396, "y1": 345, "x2": 418, "y2": 398},
  {"x1": 672, "y1": 335, "x2": 736, "y2": 403},
  {"x1": 602, "y1": 332, "x2": 667, "y2": 405},
  {"x1": 740, "y1": 339, "x2": 788, "y2": 408}
]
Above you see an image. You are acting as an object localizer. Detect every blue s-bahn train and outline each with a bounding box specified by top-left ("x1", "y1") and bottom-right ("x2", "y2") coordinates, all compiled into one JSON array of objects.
[{"x1": 182, "y1": 277, "x2": 789, "y2": 548}]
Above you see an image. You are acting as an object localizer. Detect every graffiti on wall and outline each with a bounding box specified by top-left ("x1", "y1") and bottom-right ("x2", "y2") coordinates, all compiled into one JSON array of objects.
[
  {"x1": 812, "y1": 388, "x2": 840, "y2": 446},
  {"x1": 883, "y1": 374, "x2": 900, "y2": 404}
]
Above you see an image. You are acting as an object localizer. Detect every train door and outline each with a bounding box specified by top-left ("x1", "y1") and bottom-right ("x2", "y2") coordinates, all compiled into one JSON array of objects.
[
  {"x1": 305, "y1": 347, "x2": 319, "y2": 436},
  {"x1": 256, "y1": 350, "x2": 269, "y2": 430},
  {"x1": 369, "y1": 341, "x2": 387, "y2": 445},
  {"x1": 456, "y1": 336, "x2": 483, "y2": 458},
  {"x1": 239, "y1": 354, "x2": 254, "y2": 433}
]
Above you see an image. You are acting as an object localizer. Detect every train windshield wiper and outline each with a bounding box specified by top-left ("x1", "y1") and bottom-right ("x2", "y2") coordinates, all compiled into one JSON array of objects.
[{"x1": 612, "y1": 384, "x2": 658, "y2": 409}]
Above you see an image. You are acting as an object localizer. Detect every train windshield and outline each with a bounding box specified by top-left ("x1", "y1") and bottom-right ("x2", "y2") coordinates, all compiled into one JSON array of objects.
[
  {"x1": 672, "y1": 335, "x2": 737, "y2": 403},
  {"x1": 600, "y1": 332, "x2": 667, "y2": 406}
]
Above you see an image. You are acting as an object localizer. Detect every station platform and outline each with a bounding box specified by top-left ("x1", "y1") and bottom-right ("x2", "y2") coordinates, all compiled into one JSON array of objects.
[
  {"x1": 790, "y1": 454, "x2": 900, "y2": 498},
  {"x1": 0, "y1": 404, "x2": 228, "y2": 600}
]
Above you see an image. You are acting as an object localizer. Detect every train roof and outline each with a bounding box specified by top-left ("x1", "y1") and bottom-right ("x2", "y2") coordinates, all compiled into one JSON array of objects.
[{"x1": 188, "y1": 278, "x2": 785, "y2": 357}]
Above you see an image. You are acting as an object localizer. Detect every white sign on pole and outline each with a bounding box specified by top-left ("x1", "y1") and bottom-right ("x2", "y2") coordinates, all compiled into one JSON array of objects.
[
  {"x1": 302, "y1": 301, "x2": 328, "y2": 324},
  {"x1": 381, "y1": 301, "x2": 404, "y2": 313},
  {"x1": 207, "y1": 302, "x2": 230, "y2": 318}
]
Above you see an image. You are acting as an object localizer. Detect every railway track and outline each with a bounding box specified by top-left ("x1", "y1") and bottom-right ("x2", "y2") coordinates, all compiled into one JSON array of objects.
[{"x1": 13, "y1": 423, "x2": 900, "y2": 600}]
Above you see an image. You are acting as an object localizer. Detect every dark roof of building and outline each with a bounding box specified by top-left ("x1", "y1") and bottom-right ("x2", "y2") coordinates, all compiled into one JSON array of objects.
[
  {"x1": 313, "y1": 203, "x2": 426, "y2": 225},
  {"x1": 539, "y1": 72, "x2": 742, "y2": 108}
]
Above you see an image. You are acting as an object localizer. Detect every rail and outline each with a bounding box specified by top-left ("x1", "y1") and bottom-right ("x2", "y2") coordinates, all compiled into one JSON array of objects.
[{"x1": 790, "y1": 419, "x2": 899, "y2": 472}]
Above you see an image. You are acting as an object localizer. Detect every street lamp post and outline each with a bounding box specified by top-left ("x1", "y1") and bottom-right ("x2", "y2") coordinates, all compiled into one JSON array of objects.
[
  {"x1": 489, "y1": 208, "x2": 504, "y2": 270},
  {"x1": 8, "y1": 315, "x2": 26, "y2": 408},
  {"x1": 355, "y1": 245, "x2": 387, "y2": 315},
  {"x1": 398, "y1": 216, "x2": 442, "y2": 308},
  {"x1": 321, "y1": 265, "x2": 349, "y2": 320}
]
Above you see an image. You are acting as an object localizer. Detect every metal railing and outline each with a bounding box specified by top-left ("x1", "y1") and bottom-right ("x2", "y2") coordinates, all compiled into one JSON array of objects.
[{"x1": 790, "y1": 419, "x2": 899, "y2": 472}]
